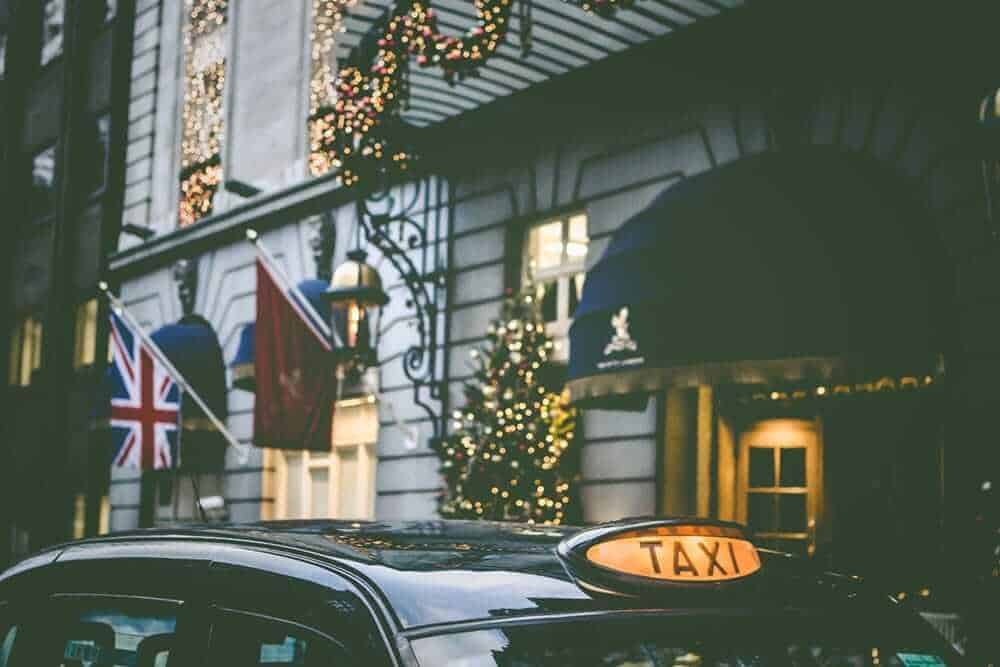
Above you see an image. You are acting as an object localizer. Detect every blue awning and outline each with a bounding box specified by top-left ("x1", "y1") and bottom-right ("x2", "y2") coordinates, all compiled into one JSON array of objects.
[
  {"x1": 228, "y1": 279, "x2": 332, "y2": 393},
  {"x1": 567, "y1": 148, "x2": 948, "y2": 409},
  {"x1": 230, "y1": 322, "x2": 256, "y2": 392}
]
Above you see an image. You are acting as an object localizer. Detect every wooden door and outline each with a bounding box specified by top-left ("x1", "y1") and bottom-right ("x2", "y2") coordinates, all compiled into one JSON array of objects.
[{"x1": 738, "y1": 418, "x2": 822, "y2": 556}]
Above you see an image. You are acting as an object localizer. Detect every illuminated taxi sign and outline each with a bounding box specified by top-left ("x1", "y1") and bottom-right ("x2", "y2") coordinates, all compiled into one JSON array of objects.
[{"x1": 558, "y1": 519, "x2": 761, "y2": 595}]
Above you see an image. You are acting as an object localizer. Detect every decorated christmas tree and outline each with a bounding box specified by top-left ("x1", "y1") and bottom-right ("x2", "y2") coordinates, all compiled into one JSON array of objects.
[{"x1": 433, "y1": 287, "x2": 579, "y2": 524}]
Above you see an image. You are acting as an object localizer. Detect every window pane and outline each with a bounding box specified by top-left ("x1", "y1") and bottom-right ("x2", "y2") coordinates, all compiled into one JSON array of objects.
[
  {"x1": 780, "y1": 447, "x2": 806, "y2": 487},
  {"x1": 30, "y1": 146, "x2": 57, "y2": 219},
  {"x1": 778, "y1": 493, "x2": 808, "y2": 533},
  {"x1": 531, "y1": 221, "x2": 564, "y2": 270},
  {"x1": 1, "y1": 623, "x2": 18, "y2": 667},
  {"x1": 566, "y1": 214, "x2": 588, "y2": 260},
  {"x1": 41, "y1": 0, "x2": 64, "y2": 66},
  {"x1": 748, "y1": 447, "x2": 775, "y2": 488},
  {"x1": 0, "y1": 34, "x2": 7, "y2": 79},
  {"x1": 8, "y1": 321, "x2": 22, "y2": 386},
  {"x1": 747, "y1": 493, "x2": 776, "y2": 533},
  {"x1": 58, "y1": 601, "x2": 177, "y2": 667},
  {"x1": 99, "y1": 495, "x2": 110, "y2": 535},
  {"x1": 31, "y1": 320, "x2": 43, "y2": 372},
  {"x1": 74, "y1": 299, "x2": 98, "y2": 369},
  {"x1": 411, "y1": 615, "x2": 956, "y2": 667},
  {"x1": 569, "y1": 273, "x2": 585, "y2": 317},
  {"x1": 310, "y1": 467, "x2": 329, "y2": 518},
  {"x1": 72, "y1": 494, "x2": 86, "y2": 539},
  {"x1": 80, "y1": 116, "x2": 111, "y2": 195},
  {"x1": 208, "y1": 611, "x2": 347, "y2": 665},
  {"x1": 104, "y1": 0, "x2": 117, "y2": 22},
  {"x1": 284, "y1": 453, "x2": 304, "y2": 519},
  {"x1": 536, "y1": 280, "x2": 558, "y2": 323},
  {"x1": 761, "y1": 537, "x2": 809, "y2": 557},
  {"x1": 337, "y1": 446, "x2": 360, "y2": 519},
  {"x1": 178, "y1": 0, "x2": 229, "y2": 227}
]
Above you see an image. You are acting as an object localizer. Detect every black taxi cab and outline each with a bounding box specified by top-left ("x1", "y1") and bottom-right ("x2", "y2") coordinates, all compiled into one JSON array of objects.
[{"x1": 0, "y1": 518, "x2": 961, "y2": 666}]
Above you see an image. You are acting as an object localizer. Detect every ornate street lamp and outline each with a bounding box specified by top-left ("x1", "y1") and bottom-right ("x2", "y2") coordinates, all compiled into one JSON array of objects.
[
  {"x1": 324, "y1": 248, "x2": 388, "y2": 368},
  {"x1": 324, "y1": 179, "x2": 450, "y2": 441}
]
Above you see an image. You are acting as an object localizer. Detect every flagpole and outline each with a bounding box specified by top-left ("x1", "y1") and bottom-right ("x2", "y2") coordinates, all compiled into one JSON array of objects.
[
  {"x1": 98, "y1": 281, "x2": 251, "y2": 465},
  {"x1": 245, "y1": 228, "x2": 340, "y2": 349}
]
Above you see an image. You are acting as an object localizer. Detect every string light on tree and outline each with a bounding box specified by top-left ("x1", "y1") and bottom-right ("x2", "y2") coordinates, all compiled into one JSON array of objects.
[{"x1": 432, "y1": 286, "x2": 579, "y2": 524}]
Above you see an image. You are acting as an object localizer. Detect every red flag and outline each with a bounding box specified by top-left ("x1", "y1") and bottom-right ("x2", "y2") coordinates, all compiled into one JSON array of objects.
[{"x1": 254, "y1": 258, "x2": 337, "y2": 451}]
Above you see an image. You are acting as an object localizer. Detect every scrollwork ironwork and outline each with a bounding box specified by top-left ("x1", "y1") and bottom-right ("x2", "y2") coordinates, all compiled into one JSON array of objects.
[{"x1": 356, "y1": 177, "x2": 447, "y2": 437}]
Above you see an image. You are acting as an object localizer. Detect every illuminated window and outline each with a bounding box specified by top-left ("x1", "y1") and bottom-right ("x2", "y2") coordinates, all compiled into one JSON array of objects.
[
  {"x1": 98, "y1": 494, "x2": 110, "y2": 534},
  {"x1": 8, "y1": 316, "x2": 43, "y2": 387},
  {"x1": 308, "y1": 0, "x2": 353, "y2": 177},
  {"x1": 738, "y1": 419, "x2": 822, "y2": 558},
  {"x1": 29, "y1": 144, "x2": 57, "y2": 220},
  {"x1": 0, "y1": 33, "x2": 7, "y2": 79},
  {"x1": 523, "y1": 213, "x2": 588, "y2": 360},
  {"x1": 81, "y1": 114, "x2": 111, "y2": 195},
  {"x1": 178, "y1": 0, "x2": 229, "y2": 227},
  {"x1": 72, "y1": 493, "x2": 86, "y2": 539},
  {"x1": 41, "y1": 0, "x2": 64, "y2": 66},
  {"x1": 73, "y1": 298, "x2": 98, "y2": 369},
  {"x1": 272, "y1": 399, "x2": 378, "y2": 520}
]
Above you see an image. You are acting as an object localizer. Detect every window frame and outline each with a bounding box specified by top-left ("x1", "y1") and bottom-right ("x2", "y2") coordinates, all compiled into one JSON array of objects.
[
  {"x1": 174, "y1": 0, "x2": 235, "y2": 229},
  {"x1": 271, "y1": 442, "x2": 377, "y2": 521},
  {"x1": 0, "y1": 593, "x2": 192, "y2": 666},
  {"x1": 270, "y1": 399, "x2": 379, "y2": 521},
  {"x1": 39, "y1": 0, "x2": 66, "y2": 68},
  {"x1": 0, "y1": 31, "x2": 8, "y2": 80},
  {"x1": 8, "y1": 314, "x2": 44, "y2": 387},
  {"x1": 72, "y1": 296, "x2": 100, "y2": 370},
  {"x1": 28, "y1": 142, "x2": 59, "y2": 225},
  {"x1": 520, "y1": 211, "x2": 589, "y2": 362},
  {"x1": 82, "y1": 111, "x2": 113, "y2": 203},
  {"x1": 207, "y1": 606, "x2": 353, "y2": 663}
]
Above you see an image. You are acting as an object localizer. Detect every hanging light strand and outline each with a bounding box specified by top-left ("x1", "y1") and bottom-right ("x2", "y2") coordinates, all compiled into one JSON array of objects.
[{"x1": 178, "y1": 0, "x2": 229, "y2": 227}]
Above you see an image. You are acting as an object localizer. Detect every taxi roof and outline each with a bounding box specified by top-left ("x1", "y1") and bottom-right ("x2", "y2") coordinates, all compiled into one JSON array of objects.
[{"x1": 3, "y1": 519, "x2": 874, "y2": 630}]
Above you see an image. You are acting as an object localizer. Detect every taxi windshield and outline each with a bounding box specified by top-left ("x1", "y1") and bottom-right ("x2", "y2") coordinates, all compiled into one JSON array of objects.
[{"x1": 410, "y1": 611, "x2": 962, "y2": 667}]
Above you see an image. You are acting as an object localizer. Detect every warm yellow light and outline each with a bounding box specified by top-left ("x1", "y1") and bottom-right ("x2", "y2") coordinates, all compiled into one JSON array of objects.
[{"x1": 586, "y1": 532, "x2": 761, "y2": 582}]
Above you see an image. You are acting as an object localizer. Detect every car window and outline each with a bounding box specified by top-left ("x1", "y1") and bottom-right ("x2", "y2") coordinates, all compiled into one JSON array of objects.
[
  {"x1": 208, "y1": 609, "x2": 349, "y2": 666},
  {"x1": 0, "y1": 598, "x2": 179, "y2": 667},
  {"x1": 411, "y1": 612, "x2": 964, "y2": 667},
  {"x1": 0, "y1": 621, "x2": 17, "y2": 666}
]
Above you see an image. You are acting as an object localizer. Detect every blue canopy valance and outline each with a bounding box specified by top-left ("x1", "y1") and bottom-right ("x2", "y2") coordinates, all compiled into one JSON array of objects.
[
  {"x1": 229, "y1": 278, "x2": 332, "y2": 393},
  {"x1": 567, "y1": 148, "x2": 948, "y2": 409}
]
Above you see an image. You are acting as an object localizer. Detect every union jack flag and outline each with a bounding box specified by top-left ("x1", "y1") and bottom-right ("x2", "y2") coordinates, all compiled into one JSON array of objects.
[{"x1": 108, "y1": 312, "x2": 182, "y2": 470}]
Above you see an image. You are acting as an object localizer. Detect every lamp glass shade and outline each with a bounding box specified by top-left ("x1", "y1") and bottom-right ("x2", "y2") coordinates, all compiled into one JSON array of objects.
[{"x1": 325, "y1": 249, "x2": 388, "y2": 365}]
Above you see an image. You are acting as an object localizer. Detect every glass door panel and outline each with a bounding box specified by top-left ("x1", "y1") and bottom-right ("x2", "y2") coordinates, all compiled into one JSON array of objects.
[{"x1": 739, "y1": 419, "x2": 821, "y2": 557}]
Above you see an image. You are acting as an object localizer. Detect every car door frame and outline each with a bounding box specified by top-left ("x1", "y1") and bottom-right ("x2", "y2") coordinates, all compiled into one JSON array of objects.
[{"x1": 202, "y1": 542, "x2": 403, "y2": 666}]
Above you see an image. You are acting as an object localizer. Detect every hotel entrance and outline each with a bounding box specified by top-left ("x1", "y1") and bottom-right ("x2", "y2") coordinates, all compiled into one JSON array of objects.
[{"x1": 566, "y1": 148, "x2": 953, "y2": 591}]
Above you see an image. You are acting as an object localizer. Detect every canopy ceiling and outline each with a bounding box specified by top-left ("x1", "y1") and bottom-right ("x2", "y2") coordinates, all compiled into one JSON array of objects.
[{"x1": 336, "y1": 0, "x2": 742, "y2": 127}]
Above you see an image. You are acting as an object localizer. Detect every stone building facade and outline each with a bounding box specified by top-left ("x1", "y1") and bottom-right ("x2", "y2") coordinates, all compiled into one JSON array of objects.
[{"x1": 104, "y1": 0, "x2": 997, "y2": 615}]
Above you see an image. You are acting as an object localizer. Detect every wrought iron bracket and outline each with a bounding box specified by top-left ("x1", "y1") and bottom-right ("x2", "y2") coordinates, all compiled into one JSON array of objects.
[{"x1": 356, "y1": 178, "x2": 449, "y2": 439}]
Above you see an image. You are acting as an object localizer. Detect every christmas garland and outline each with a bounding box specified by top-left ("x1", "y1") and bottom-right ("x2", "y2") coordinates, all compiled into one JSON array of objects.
[{"x1": 311, "y1": 0, "x2": 634, "y2": 185}]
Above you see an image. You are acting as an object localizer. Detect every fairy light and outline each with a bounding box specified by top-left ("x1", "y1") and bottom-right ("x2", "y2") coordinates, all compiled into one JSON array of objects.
[
  {"x1": 308, "y1": 0, "x2": 358, "y2": 177},
  {"x1": 178, "y1": 0, "x2": 229, "y2": 227},
  {"x1": 432, "y1": 287, "x2": 578, "y2": 524},
  {"x1": 748, "y1": 373, "x2": 939, "y2": 404}
]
